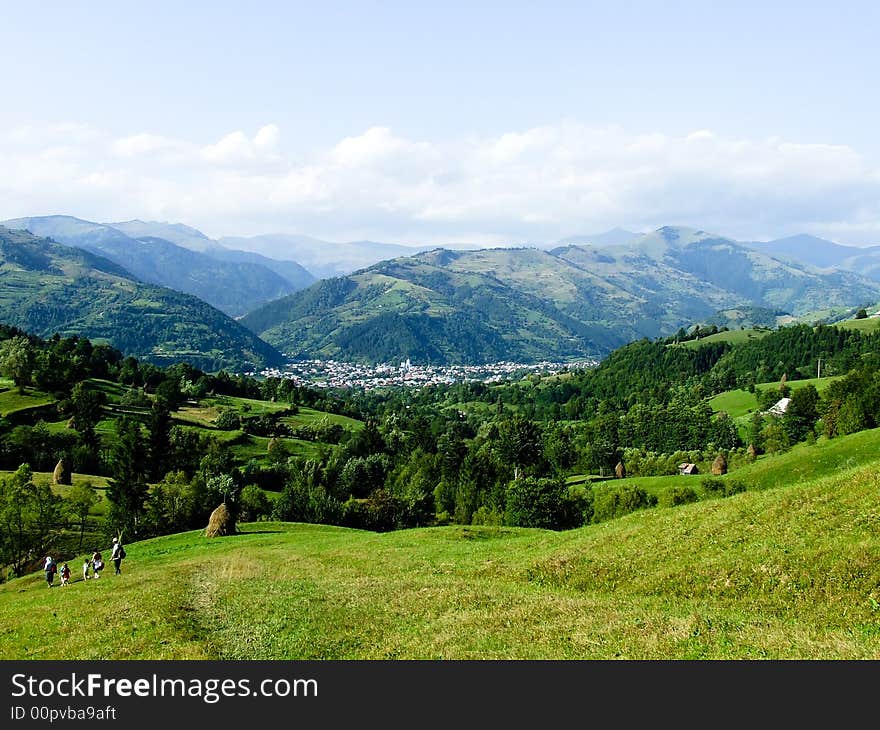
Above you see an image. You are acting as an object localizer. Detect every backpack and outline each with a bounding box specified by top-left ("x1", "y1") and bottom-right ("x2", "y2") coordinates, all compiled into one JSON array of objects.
[{"x1": 119, "y1": 546, "x2": 126, "y2": 559}]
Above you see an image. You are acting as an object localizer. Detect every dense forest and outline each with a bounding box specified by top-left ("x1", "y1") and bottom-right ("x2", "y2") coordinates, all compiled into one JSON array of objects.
[{"x1": 3, "y1": 319, "x2": 880, "y2": 581}]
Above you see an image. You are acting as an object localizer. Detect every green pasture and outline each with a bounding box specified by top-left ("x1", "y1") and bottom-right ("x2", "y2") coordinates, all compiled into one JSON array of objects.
[{"x1": 4, "y1": 452, "x2": 880, "y2": 659}]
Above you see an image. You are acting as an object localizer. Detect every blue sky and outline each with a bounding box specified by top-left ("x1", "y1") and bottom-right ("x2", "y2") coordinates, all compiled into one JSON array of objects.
[{"x1": 2, "y1": 1, "x2": 879, "y2": 244}]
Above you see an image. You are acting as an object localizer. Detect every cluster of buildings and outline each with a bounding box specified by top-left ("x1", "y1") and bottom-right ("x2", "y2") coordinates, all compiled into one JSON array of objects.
[{"x1": 248, "y1": 357, "x2": 599, "y2": 391}]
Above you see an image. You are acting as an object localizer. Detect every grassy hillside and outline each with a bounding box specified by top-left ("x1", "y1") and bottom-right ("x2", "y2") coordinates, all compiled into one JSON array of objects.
[
  {"x1": 169, "y1": 395, "x2": 362, "y2": 465},
  {"x1": 0, "y1": 226, "x2": 282, "y2": 370},
  {"x1": 243, "y1": 226, "x2": 880, "y2": 364},
  {"x1": 3, "y1": 454, "x2": 880, "y2": 659},
  {"x1": 573, "y1": 426, "x2": 880, "y2": 507},
  {"x1": 3, "y1": 216, "x2": 306, "y2": 317},
  {"x1": 0, "y1": 383, "x2": 55, "y2": 418},
  {"x1": 837, "y1": 316, "x2": 880, "y2": 333},
  {"x1": 680, "y1": 328, "x2": 770, "y2": 349},
  {"x1": 708, "y1": 375, "x2": 840, "y2": 419}
]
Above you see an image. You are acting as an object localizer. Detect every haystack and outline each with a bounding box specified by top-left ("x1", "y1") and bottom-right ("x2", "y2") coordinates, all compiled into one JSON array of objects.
[
  {"x1": 52, "y1": 458, "x2": 72, "y2": 486},
  {"x1": 205, "y1": 502, "x2": 236, "y2": 538},
  {"x1": 711, "y1": 453, "x2": 728, "y2": 476},
  {"x1": 267, "y1": 436, "x2": 280, "y2": 453},
  {"x1": 615, "y1": 461, "x2": 626, "y2": 479},
  {"x1": 747, "y1": 444, "x2": 758, "y2": 461}
]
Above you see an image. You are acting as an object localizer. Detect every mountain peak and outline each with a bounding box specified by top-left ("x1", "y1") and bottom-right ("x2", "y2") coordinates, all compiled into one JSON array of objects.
[
  {"x1": 654, "y1": 225, "x2": 707, "y2": 241},
  {"x1": 107, "y1": 220, "x2": 215, "y2": 251},
  {"x1": 744, "y1": 233, "x2": 874, "y2": 269},
  {"x1": 556, "y1": 227, "x2": 639, "y2": 247}
]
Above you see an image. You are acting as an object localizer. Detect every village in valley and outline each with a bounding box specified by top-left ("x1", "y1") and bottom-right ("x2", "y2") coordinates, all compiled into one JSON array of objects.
[{"x1": 248, "y1": 357, "x2": 600, "y2": 390}]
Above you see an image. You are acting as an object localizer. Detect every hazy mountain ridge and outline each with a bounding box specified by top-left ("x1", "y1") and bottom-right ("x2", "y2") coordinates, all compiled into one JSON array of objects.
[
  {"x1": 745, "y1": 233, "x2": 880, "y2": 282},
  {"x1": 2, "y1": 216, "x2": 311, "y2": 316},
  {"x1": 218, "y1": 234, "x2": 434, "y2": 279},
  {"x1": 0, "y1": 225, "x2": 282, "y2": 370},
  {"x1": 242, "y1": 226, "x2": 880, "y2": 364},
  {"x1": 109, "y1": 219, "x2": 219, "y2": 252},
  {"x1": 108, "y1": 220, "x2": 317, "y2": 291}
]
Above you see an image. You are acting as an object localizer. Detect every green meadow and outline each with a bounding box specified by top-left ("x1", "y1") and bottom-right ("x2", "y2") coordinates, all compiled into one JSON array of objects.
[
  {"x1": 708, "y1": 375, "x2": 840, "y2": 420},
  {"x1": 0, "y1": 385, "x2": 55, "y2": 418},
  {"x1": 569, "y1": 426, "x2": 880, "y2": 506},
  {"x1": 679, "y1": 328, "x2": 770, "y2": 349},
  {"x1": 708, "y1": 375, "x2": 842, "y2": 442},
  {"x1": 3, "y1": 451, "x2": 880, "y2": 659},
  {"x1": 836, "y1": 316, "x2": 880, "y2": 333}
]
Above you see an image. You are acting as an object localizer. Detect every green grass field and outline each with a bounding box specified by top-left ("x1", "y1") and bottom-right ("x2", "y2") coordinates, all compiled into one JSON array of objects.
[
  {"x1": 0, "y1": 387, "x2": 56, "y2": 417},
  {"x1": 709, "y1": 375, "x2": 841, "y2": 423},
  {"x1": 568, "y1": 426, "x2": 880, "y2": 506},
  {"x1": 3, "y1": 451, "x2": 880, "y2": 659},
  {"x1": 172, "y1": 398, "x2": 361, "y2": 465},
  {"x1": 679, "y1": 328, "x2": 769, "y2": 349},
  {"x1": 836, "y1": 317, "x2": 880, "y2": 333}
]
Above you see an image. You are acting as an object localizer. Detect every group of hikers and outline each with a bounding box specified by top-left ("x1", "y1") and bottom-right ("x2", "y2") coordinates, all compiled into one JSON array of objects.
[{"x1": 42, "y1": 537, "x2": 126, "y2": 588}]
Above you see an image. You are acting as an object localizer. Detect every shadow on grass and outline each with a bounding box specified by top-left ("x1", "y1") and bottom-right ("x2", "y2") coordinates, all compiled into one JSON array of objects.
[{"x1": 235, "y1": 530, "x2": 284, "y2": 535}]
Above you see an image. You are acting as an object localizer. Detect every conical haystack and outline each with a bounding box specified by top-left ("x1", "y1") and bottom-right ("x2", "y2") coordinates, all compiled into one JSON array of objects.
[
  {"x1": 615, "y1": 461, "x2": 626, "y2": 479},
  {"x1": 52, "y1": 458, "x2": 72, "y2": 486},
  {"x1": 204, "y1": 502, "x2": 236, "y2": 538},
  {"x1": 711, "y1": 453, "x2": 728, "y2": 476},
  {"x1": 747, "y1": 444, "x2": 758, "y2": 461}
]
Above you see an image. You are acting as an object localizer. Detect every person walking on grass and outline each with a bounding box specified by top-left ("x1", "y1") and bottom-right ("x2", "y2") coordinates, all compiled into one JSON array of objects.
[
  {"x1": 82, "y1": 556, "x2": 91, "y2": 581},
  {"x1": 59, "y1": 562, "x2": 71, "y2": 586},
  {"x1": 111, "y1": 536, "x2": 125, "y2": 575},
  {"x1": 91, "y1": 550, "x2": 104, "y2": 579},
  {"x1": 43, "y1": 556, "x2": 56, "y2": 587}
]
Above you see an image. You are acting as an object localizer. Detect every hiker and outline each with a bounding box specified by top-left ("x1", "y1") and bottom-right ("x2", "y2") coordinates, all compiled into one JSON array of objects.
[
  {"x1": 59, "y1": 562, "x2": 71, "y2": 586},
  {"x1": 111, "y1": 537, "x2": 125, "y2": 575},
  {"x1": 91, "y1": 550, "x2": 104, "y2": 579},
  {"x1": 43, "y1": 556, "x2": 56, "y2": 587},
  {"x1": 82, "y1": 556, "x2": 92, "y2": 581}
]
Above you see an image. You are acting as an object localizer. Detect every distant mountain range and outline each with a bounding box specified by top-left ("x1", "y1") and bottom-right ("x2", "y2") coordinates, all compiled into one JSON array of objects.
[
  {"x1": 241, "y1": 226, "x2": 880, "y2": 364},
  {"x1": 744, "y1": 234, "x2": 880, "y2": 281},
  {"x1": 0, "y1": 225, "x2": 282, "y2": 370},
  {"x1": 555, "y1": 227, "x2": 640, "y2": 247},
  {"x1": 4, "y1": 210, "x2": 880, "y2": 368},
  {"x1": 217, "y1": 234, "x2": 434, "y2": 279},
  {"x1": 2, "y1": 216, "x2": 315, "y2": 317}
]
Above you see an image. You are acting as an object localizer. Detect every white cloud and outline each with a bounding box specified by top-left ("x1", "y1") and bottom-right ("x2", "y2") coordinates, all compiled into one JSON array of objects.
[
  {"x1": 201, "y1": 125, "x2": 282, "y2": 165},
  {"x1": 1, "y1": 120, "x2": 879, "y2": 244},
  {"x1": 112, "y1": 133, "x2": 190, "y2": 159}
]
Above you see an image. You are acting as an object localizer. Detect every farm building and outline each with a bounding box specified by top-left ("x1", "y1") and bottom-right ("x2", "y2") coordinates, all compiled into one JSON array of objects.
[{"x1": 678, "y1": 463, "x2": 698, "y2": 475}]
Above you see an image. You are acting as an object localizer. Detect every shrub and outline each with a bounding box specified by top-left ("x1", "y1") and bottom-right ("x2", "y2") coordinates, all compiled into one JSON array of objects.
[
  {"x1": 214, "y1": 409, "x2": 240, "y2": 431},
  {"x1": 591, "y1": 484, "x2": 657, "y2": 523},
  {"x1": 668, "y1": 485, "x2": 699, "y2": 506},
  {"x1": 239, "y1": 484, "x2": 271, "y2": 522},
  {"x1": 341, "y1": 490, "x2": 402, "y2": 532},
  {"x1": 471, "y1": 506, "x2": 503, "y2": 526},
  {"x1": 701, "y1": 477, "x2": 747, "y2": 498},
  {"x1": 120, "y1": 387, "x2": 151, "y2": 408},
  {"x1": 340, "y1": 497, "x2": 368, "y2": 528},
  {"x1": 504, "y1": 477, "x2": 569, "y2": 529},
  {"x1": 572, "y1": 487, "x2": 594, "y2": 526},
  {"x1": 723, "y1": 479, "x2": 747, "y2": 496}
]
